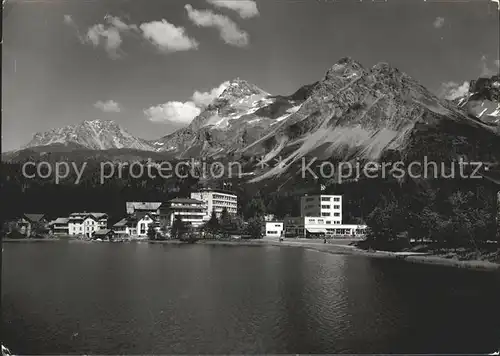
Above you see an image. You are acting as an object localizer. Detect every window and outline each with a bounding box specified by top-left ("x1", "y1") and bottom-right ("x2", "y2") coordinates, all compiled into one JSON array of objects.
[
  {"x1": 318, "y1": 219, "x2": 324, "y2": 223},
  {"x1": 334, "y1": 205, "x2": 340, "y2": 209},
  {"x1": 326, "y1": 221, "x2": 331, "y2": 224},
  {"x1": 306, "y1": 197, "x2": 314, "y2": 202},
  {"x1": 334, "y1": 213, "x2": 340, "y2": 217},
  {"x1": 334, "y1": 197, "x2": 340, "y2": 202},
  {"x1": 267, "y1": 231, "x2": 277, "y2": 234},
  {"x1": 322, "y1": 212, "x2": 330, "y2": 217},
  {"x1": 321, "y1": 197, "x2": 330, "y2": 201},
  {"x1": 321, "y1": 205, "x2": 330, "y2": 209},
  {"x1": 275, "y1": 224, "x2": 281, "y2": 227}
]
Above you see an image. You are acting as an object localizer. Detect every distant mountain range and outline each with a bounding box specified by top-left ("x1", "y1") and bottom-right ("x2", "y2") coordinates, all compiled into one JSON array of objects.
[{"x1": 4, "y1": 57, "x2": 500, "y2": 183}]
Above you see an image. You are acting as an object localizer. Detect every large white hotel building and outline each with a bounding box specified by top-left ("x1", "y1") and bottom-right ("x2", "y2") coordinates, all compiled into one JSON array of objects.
[
  {"x1": 190, "y1": 189, "x2": 238, "y2": 221},
  {"x1": 300, "y1": 195, "x2": 342, "y2": 224}
]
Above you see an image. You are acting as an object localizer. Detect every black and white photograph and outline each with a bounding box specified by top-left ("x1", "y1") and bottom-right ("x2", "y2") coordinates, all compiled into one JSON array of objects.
[{"x1": 1, "y1": 0, "x2": 500, "y2": 354}]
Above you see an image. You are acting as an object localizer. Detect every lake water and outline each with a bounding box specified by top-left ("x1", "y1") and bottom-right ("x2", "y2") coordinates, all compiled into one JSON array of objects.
[{"x1": 2, "y1": 241, "x2": 500, "y2": 354}]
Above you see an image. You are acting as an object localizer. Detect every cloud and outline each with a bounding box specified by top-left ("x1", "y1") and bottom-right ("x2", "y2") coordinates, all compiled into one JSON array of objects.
[
  {"x1": 480, "y1": 55, "x2": 500, "y2": 77},
  {"x1": 144, "y1": 81, "x2": 229, "y2": 124},
  {"x1": 86, "y1": 24, "x2": 123, "y2": 59},
  {"x1": 185, "y1": 4, "x2": 249, "y2": 47},
  {"x1": 105, "y1": 14, "x2": 138, "y2": 31},
  {"x1": 206, "y1": 0, "x2": 259, "y2": 18},
  {"x1": 140, "y1": 20, "x2": 199, "y2": 52},
  {"x1": 66, "y1": 15, "x2": 199, "y2": 58},
  {"x1": 94, "y1": 100, "x2": 122, "y2": 113},
  {"x1": 438, "y1": 81, "x2": 470, "y2": 100},
  {"x1": 145, "y1": 101, "x2": 201, "y2": 124},
  {"x1": 433, "y1": 17, "x2": 445, "y2": 29},
  {"x1": 192, "y1": 81, "x2": 230, "y2": 107},
  {"x1": 63, "y1": 14, "x2": 74, "y2": 25}
]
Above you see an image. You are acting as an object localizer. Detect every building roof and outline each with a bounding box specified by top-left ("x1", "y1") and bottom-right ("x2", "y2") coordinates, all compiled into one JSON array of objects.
[
  {"x1": 168, "y1": 198, "x2": 204, "y2": 204},
  {"x1": 23, "y1": 214, "x2": 45, "y2": 222},
  {"x1": 126, "y1": 202, "x2": 162, "y2": 214},
  {"x1": 196, "y1": 188, "x2": 237, "y2": 196},
  {"x1": 53, "y1": 217, "x2": 70, "y2": 224},
  {"x1": 93, "y1": 229, "x2": 113, "y2": 236},
  {"x1": 136, "y1": 211, "x2": 151, "y2": 221},
  {"x1": 69, "y1": 212, "x2": 107, "y2": 220},
  {"x1": 113, "y1": 218, "x2": 128, "y2": 227}
]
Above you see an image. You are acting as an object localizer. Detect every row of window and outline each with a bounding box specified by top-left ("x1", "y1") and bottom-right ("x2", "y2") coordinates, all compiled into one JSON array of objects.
[
  {"x1": 321, "y1": 212, "x2": 340, "y2": 217},
  {"x1": 321, "y1": 197, "x2": 341, "y2": 202},
  {"x1": 213, "y1": 200, "x2": 238, "y2": 207},
  {"x1": 213, "y1": 194, "x2": 237, "y2": 201},
  {"x1": 320, "y1": 205, "x2": 341, "y2": 209},
  {"x1": 305, "y1": 196, "x2": 341, "y2": 202}
]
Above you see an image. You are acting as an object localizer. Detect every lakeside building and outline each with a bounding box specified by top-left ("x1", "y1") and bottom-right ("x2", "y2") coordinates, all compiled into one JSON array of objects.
[
  {"x1": 263, "y1": 221, "x2": 284, "y2": 238},
  {"x1": 125, "y1": 202, "x2": 162, "y2": 216},
  {"x1": 190, "y1": 189, "x2": 238, "y2": 221},
  {"x1": 50, "y1": 217, "x2": 70, "y2": 236},
  {"x1": 112, "y1": 217, "x2": 138, "y2": 238},
  {"x1": 18, "y1": 214, "x2": 48, "y2": 237},
  {"x1": 92, "y1": 229, "x2": 115, "y2": 241},
  {"x1": 68, "y1": 212, "x2": 108, "y2": 238},
  {"x1": 300, "y1": 195, "x2": 342, "y2": 224},
  {"x1": 136, "y1": 212, "x2": 160, "y2": 238},
  {"x1": 284, "y1": 217, "x2": 367, "y2": 238},
  {"x1": 159, "y1": 198, "x2": 205, "y2": 228}
]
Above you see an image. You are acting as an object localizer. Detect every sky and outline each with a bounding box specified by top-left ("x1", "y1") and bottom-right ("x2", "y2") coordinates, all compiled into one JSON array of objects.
[{"x1": 2, "y1": 0, "x2": 499, "y2": 152}]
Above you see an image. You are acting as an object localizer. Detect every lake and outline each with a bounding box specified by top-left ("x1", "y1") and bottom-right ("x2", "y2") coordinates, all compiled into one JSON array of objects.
[{"x1": 2, "y1": 241, "x2": 500, "y2": 354}]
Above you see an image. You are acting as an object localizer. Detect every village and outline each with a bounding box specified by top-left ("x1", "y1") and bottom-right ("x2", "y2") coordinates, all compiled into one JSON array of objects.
[{"x1": 5, "y1": 188, "x2": 368, "y2": 242}]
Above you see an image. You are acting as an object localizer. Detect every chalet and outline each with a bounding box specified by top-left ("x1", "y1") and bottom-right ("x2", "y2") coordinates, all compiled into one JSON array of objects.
[
  {"x1": 112, "y1": 217, "x2": 138, "y2": 237},
  {"x1": 50, "y1": 217, "x2": 70, "y2": 236},
  {"x1": 68, "y1": 212, "x2": 108, "y2": 238},
  {"x1": 18, "y1": 214, "x2": 48, "y2": 237},
  {"x1": 126, "y1": 202, "x2": 162, "y2": 216},
  {"x1": 136, "y1": 212, "x2": 160, "y2": 238},
  {"x1": 92, "y1": 229, "x2": 115, "y2": 241}
]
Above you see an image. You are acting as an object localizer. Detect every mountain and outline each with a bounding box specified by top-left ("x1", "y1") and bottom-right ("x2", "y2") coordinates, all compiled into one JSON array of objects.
[
  {"x1": 6, "y1": 58, "x2": 500, "y2": 186},
  {"x1": 149, "y1": 78, "x2": 312, "y2": 157},
  {"x1": 454, "y1": 75, "x2": 500, "y2": 124},
  {"x1": 23, "y1": 120, "x2": 155, "y2": 151},
  {"x1": 236, "y1": 57, "x2": 500, "y2": 182}
]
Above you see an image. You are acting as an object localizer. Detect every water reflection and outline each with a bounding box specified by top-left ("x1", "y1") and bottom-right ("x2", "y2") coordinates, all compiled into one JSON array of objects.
[{"x1": 2, "y1": 243, "x2": 500, "y2": 354}]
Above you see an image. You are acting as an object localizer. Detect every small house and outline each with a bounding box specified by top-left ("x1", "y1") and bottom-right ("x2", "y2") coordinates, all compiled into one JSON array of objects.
[
  {"x1": 92, "y1": 229, "x2": 115, "y2": 241},
  {"x1": 18, "y1": 214, "x2": 48, "y2": 237}
]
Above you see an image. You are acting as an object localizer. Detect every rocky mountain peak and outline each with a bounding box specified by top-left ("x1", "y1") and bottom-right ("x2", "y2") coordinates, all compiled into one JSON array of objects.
[
  {"x1": 324, "y1": 57, "x2": 366, "y2": 81},
  {"x1": 218, "y1": 78, "x2": 268, "y2": 101},
  {"x1": 24, "y1": 119, "x2": 153, "y2": 152}
]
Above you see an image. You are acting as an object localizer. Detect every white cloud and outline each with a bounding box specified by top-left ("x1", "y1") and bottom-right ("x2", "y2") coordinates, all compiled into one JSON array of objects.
[
  {"x1": 438, "y1": 81, "x2": 470, "y2": 100},
  {"x1": 86, "y1": 24, "x2": 123, "y2": 59},
  {"x1": 94, "y1": 100, "x2": 122, "y2": 113},
  {"x1": 206, "y1": 0, "x2": 259, "y2": 18},
  {"x1": 433, "y1": 17, "x2": 445, "y2": 29},
  {"x1": 192, "y1": 81, "x2": 230, "y2": 107},
  {"x1": 185, "y1": 4, "x2": 249, "y2": 47},
  {"x1": 140, "y1": 19, "x2": 199, "y2": 52},
  {"x1": 144, "y1": 81, "x2": 229, "y2": 124},
  {"x1": 63, "y1": 14, "x2": 74, "y2": 25},
  {"x1": 145, "y1": 101, "x2": 201, "y2": 124},
  {"x1": 105, "y1": 15, "x2": 138, "y2": 31},
  {"x1": 66, "y1": 15, "x2": 199, "y2": 57},
  {"x1": 481, "y1": 55, "x2": 500, "y2": 77}
]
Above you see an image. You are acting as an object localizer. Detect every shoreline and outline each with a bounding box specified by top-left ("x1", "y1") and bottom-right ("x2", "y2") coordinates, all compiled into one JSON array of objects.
[{"x1": 3, "y1": 237, "x2": 499, "y2": 271}]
